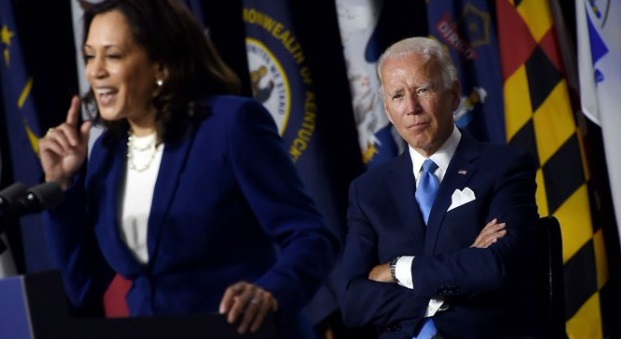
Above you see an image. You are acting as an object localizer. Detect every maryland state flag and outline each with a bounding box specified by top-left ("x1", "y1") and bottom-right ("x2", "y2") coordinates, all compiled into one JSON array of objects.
[
  {"x1": 497, "y1": 0, "x2": 608, "y2": 337},
  {"x1": 427, "y1": 0, "x2": 506, "y2": 144}
]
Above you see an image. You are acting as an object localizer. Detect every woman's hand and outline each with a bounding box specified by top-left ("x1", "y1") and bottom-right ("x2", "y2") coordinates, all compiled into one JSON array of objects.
[
  {"x1": 39, "y1": 96, "x2": 92, "y2": 189},
  {"x1": 219, "y1": 281, "x2": 279, "y2": 334}
]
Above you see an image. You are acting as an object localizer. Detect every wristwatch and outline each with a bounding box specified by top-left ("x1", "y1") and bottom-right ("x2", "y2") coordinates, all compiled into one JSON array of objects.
[{"x1": 389, "y1": 256, "x2": 401, "y2": 283}]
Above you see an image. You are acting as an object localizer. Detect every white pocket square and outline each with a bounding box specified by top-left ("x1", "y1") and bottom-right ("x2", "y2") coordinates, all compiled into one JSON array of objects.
[{"x1": 448, "y1": 187, "x2": 476, "y2": 211}]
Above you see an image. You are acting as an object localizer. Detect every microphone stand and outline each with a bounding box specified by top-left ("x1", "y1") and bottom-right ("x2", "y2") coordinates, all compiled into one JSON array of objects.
[
  {"x1": 0, "y1": 182, "x2": 40, "y2": 275},
  {"x1": 0, "y1": 211, "x2": 23, "y2": 275}
]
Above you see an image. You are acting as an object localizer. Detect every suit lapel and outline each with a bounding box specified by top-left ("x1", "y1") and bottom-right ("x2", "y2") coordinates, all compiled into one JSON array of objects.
[
  {"x1": 425, "y1": 133, "x2": 480, "y2": 253},
  {"x1": 389, "y1": 151, "x2": 427, "y2": 251},
  {"x1": 146, "y1": 135, "x2": 193, "y2": 265},
  {"x1": 99, "y1": 136, "x2": 147, "y2": 273}
]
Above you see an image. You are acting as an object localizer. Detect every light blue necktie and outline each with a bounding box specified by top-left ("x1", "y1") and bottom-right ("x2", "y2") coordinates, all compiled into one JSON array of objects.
[
  {"x1": 415, "y1": 159, "x2": 440, "y2": 224},
  {"x1": 413, "y1": 159, "x2": 440, "y2": 339}
]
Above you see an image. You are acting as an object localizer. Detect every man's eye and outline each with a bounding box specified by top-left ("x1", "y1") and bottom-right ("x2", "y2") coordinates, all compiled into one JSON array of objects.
[{"x1": 416, "y1": 88, "x2": 431, "y2": 96}]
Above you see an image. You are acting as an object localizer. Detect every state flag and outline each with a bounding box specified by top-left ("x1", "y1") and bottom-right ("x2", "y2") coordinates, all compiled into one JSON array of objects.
[{"x1": 497, "y1": 0, "x2": 608, "y2": 337}]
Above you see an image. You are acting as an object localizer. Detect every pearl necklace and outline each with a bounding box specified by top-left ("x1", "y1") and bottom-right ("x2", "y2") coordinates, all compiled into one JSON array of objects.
[{"x1": 127, "y1": 131, "x2": 157, "y2": 172}]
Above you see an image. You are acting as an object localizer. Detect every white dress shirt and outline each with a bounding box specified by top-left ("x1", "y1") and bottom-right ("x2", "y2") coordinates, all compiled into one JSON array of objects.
[
  {"x1": 119, "y1": 133, "x2": 164, "y2": 264},
  {"x1": 395, "y1": 126, "x2": 461, "y2": 316}
]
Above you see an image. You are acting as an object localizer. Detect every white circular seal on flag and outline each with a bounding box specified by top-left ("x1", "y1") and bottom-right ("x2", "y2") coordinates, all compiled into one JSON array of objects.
[{"x1": 245, "y1": 38, "x2": 291, "y2": 136}]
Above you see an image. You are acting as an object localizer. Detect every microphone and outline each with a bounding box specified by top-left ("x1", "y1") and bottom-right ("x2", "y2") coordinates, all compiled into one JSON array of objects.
[
  {"x1": 0, "y1": 182, "x2": 28, "y2": 212},
  {"x1": 0, "y1": 182, "x2": 28, "y2": 234},
  {"x1": 0, "y1": 182, "x2": 63, "y2": 217},
  {"x1": 18, "y1": 182, "x2": 64, "y2": 215}
]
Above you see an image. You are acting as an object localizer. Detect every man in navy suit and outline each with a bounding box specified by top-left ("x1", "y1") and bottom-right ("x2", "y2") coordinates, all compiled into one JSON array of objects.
[{"x1": 339, "y1": 37, "x2": 548, "y2": 338}]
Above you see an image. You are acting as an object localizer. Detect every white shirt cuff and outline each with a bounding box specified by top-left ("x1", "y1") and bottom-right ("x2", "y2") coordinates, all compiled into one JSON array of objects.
[
  {"x1": 394, "y1": 256, "x2": 445, "y2": 317},
  {"x1": 425, "y1": 298, "x2": 445, "y2": 317},
  {"x1": 395, "y1": 255, "x2": 414, "y2": 289}
]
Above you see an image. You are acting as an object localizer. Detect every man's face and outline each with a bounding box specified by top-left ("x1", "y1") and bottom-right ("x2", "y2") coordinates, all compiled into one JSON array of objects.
[{"x1": 380, "y1": 53, "x2": 460, "y2": 157}]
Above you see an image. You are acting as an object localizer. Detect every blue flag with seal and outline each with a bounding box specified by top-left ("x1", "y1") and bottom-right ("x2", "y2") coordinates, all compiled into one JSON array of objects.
[
  {"x1": 427, "y1": 0, "x2": 506, "y2": 143},
  {"x1": 241, "y1": 2, "x2": 344, "y2": 242},
  {"x1": 0, "y1": 0, "x2": 49, "y2": 274},
  {"x1": 242, "y1": 0, "x2": 349, "y2": 327},
  {"x1": 0, "y1": 0, "x2": 43, "y2": 186}
]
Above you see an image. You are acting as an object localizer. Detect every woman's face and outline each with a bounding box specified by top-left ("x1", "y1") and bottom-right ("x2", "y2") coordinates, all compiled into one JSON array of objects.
[{"x1": 84, "y1": 10, "x2": 164, "y2": 129}]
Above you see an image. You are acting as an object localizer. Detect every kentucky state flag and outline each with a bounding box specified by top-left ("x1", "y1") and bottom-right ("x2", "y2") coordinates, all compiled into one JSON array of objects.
[
  {"x1": 241, "y1": 1, "x2": 347, "y2": 245},
  {"x1": 242, "y1": 0, "x2": 349, "y2": 326}
]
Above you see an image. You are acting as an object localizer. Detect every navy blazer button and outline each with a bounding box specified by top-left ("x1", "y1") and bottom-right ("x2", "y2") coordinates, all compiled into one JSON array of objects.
[{"x1": 381, "y1": 324, "x2": 402, "y2": 332}]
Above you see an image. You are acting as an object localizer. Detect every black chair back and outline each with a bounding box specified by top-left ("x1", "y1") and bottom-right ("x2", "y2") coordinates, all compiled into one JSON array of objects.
[{"x1": 538, "y1": 216, "x2": 568, "y2": 339}]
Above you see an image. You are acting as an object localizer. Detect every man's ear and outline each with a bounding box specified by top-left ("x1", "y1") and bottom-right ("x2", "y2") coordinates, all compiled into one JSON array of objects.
[
  {"x1": 450, "y1": 80, "x2": 461, "y2": 111},
  {"x1": 383, "y1": 103, "x2": 394, "y2": 125}
]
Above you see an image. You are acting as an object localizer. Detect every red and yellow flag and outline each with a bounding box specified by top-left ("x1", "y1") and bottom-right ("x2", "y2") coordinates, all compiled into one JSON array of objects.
[{"x1": 497, "y1": 0, "x2": 608, "y2": 337}]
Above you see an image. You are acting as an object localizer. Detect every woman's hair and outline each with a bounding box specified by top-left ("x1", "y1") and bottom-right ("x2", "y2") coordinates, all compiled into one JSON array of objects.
[
  {"x1": 377, "y1": 37, "x2": 457, "y2": 97},
  {"x1": 82, "y1": 0, "x2": 242, "y2": 143}
]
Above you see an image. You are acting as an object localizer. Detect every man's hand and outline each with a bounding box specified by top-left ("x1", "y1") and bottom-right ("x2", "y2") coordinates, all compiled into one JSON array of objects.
[
  {"x1": 368, "y1": 262, "x2": 393, "y2": 283},
  {"x1": 368, "y1": 218, "x2": 506, "y2": 283},
  {"x1": 471, "y1": 218, "x2": 507, "y2": 248}
]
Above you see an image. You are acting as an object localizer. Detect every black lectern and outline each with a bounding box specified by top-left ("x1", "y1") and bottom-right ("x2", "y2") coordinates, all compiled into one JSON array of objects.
[{"x1": 0, "y1": 270, "x2": 276, "y2": 339}]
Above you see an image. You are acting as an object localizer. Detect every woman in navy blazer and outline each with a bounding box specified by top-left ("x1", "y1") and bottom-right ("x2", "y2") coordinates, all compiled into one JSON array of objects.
[{"x1": 38, "y1": 1, "x2": 337, "y2": 338}]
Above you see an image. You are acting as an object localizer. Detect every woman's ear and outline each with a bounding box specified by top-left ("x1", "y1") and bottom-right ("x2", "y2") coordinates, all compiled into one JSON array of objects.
[
  {"x1": 153, "y1": 63, "x2": 169, "y2": 92},
  {"x1": 154, "y1": 62, "x2": 169, "y2": 85}
]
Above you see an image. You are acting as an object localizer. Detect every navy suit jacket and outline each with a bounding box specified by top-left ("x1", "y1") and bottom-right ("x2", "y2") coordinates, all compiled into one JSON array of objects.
[
  {"x1": 44, "y1": 95, "x2": 337, "y2": 338},
  {"x1": 339, "y1": 131, "x2": 548, "y2": 338}
]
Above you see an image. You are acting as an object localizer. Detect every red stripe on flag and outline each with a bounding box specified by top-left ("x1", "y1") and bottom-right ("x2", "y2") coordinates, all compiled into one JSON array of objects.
[
  {"x1": 496, "y1": 0, "x2": 537, "y2": 80},
  {"x1": 539, "y1": 28, "x2": 565, "y2": 73}
]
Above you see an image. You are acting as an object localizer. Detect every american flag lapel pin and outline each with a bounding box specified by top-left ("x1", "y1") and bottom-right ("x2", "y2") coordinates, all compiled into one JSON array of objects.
[{"x1": 458, "y1": 169, "x2": 467, "y2": 175}]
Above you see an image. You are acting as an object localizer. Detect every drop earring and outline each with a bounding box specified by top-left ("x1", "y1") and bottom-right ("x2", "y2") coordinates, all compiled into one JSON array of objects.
[{"x1": 156, "y1": 79, "x2": 164, "y2": 87}]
